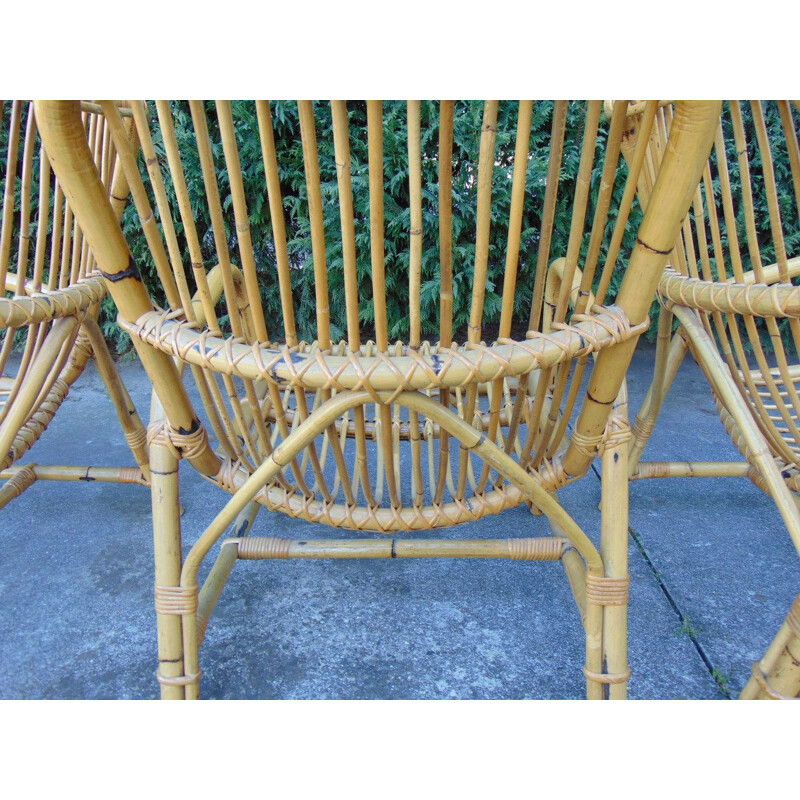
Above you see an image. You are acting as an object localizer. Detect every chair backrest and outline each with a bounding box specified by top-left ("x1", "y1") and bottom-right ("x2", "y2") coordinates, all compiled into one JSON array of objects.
[
  {"x1": 0, "y1": 101, "x2": 129, "y2": 474},
  {"x1": 35, "y1": 100, "x2": 719, "y2": 530},
  {"x1": 627, "y1": 101, "x2": 800, "y2": 468}
]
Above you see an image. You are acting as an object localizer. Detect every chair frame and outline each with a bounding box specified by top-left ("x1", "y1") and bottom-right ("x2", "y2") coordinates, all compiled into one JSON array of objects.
[
  {"x1": 36, "y1": 99, "x2": 719, "y2": 699},
  {"x1": 0, "y1": 100, "x2": 149, "y2": 509},
  {"x1": 620, "y1": 100, "x2": 800, "y2": 699}
]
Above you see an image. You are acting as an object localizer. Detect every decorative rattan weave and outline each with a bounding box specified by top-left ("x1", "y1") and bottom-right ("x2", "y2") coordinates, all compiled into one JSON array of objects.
[
  {"x1": 0, "y1": 101, "x2": 149, "y2": 508},
  {"x1": 36, "y1": 100, "x2": 718, "y2": 699},
  {"x1": 622, "y1": 100, "x2": 800, "y2": 699}
]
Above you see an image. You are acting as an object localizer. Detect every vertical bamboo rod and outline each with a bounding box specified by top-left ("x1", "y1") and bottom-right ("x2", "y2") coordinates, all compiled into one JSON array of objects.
[
  {"x1": 408, "y1": 100, "x2": 423, "y2": 350},
  {"x1": 216, "y1": 100, "x2": 269, "y2": 343},
  {"x1": 366, "y1": 100, "x2": 398, "y2": 508},
  {"x1": 778, "y1": 102, "x2": 800, "y2": 221},
  {"x1": 98, "y1": 101, "x2": 183, "y2": 311},
  {"x1": 458, "y1": 101, "x2": 498, "y2": 501},
  {"x1": 407, "y1": 100, "x2": 424, "y2": 504},
  {"x1": 367, "y1": 100, "x2": 389, "y2": 352},
  {"x1": 478, "y1": 101, "x2": 532, "y2": 494},
  {"x1": 128, "y1": 101, "x2": 195, "y2": 320},
  {"x1": 577, "y1": 101, "x2": 628, "y2": 311},
  {"x1": 31, "y1": 142, "x2": 51, "y2": 292},
  {"x1": 255, "y1": 101, "x2": 298, "y2": 346},
  {"x1": 189, "y1": 101, "x2": 246, "y2": 339},
  {"x1": 48, "y1": 182, "x2": 64, "y2": 292},
  {"x1": 438, "y1": 101, "x2": 454, "y2": 348},
  {"x1": 58, "y1": 204, "x2": 73, "y2": 290},
  {"x1": 435, "y1": 100, "x2": 454, "y2": 505},
  {"x1": 595, "y1": 102, "x2": 658, "y2": 305},
  {"x1": 1, "y1": 101, "x2": 23, "y2": 290},
  {"x1": 729, "y1": 102, "x2": 764, "y2": 281},
  {"x1": 751, "y1": 101, "x2": 790, "y2": 281},
  {"x1": 529, "y1": 101, "x2": 567, "y2": 332},
  {"x1": 553, "y1": 101, "x2": 601, "y2": 325},
  {"x1": 15, "y1": 105, "x2": 36, "y2": 294},
  {"x1": 498, "y1": 101, "x2": 532, "y2": 339},
  {"x1": 331, "y1": 101, "x2": 361, "y2": 351},
  {"x1": 298, "y1": 101, "x2": 331, "y2": 352},
  {"x1": 468, "y1": 101, "x2": 499, "y2": 345},
  {"x1": 155, "y1": 101, "x2": 220, "y2": 335}
]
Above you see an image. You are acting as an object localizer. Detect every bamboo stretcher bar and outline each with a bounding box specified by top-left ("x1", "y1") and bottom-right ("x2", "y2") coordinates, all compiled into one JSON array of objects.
[
  {"x1": 0, "y1": 463, "x2": 146, "y2": 484},
  {"x1": 629, "y1": 461, "x2": 753, "y2": 480},
  {"x1": 231, "y1": 536, "x2": 570, "y2": 559}
]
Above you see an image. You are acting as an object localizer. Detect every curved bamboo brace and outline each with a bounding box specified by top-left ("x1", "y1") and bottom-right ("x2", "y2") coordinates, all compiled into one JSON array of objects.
[{"x1": 180, "y1": 388, "x2": 603, "y2": 589}]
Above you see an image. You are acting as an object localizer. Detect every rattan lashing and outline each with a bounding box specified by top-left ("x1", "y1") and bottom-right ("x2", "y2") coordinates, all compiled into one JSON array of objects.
[
  {"x1": 36, "y1": 99, "x2": 719, "y2": 699},
  {"x1": 623, "y1": 101, "x2": 800, "y2": 700}
]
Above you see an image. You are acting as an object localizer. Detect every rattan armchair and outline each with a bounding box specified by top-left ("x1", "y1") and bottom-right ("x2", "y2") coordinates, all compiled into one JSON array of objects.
[
  {"x1": 622, "y1": 100, "x2": 800, "y2": 699},
  {"x1": 37, "y1": 99, "x2": 718, "y2": 699},
  {"x1": 0, "y1": 101, "x2": 149, "y2": 508}
]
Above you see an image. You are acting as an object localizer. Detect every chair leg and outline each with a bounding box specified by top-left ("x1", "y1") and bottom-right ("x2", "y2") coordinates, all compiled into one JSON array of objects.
[
  {"x1": 150, "y1": 432, "x2": 190, "y2": 699},
  {"x1": 599, "y1": 402, "x2": 631, "y2": 699},
  {"x1": 581, "y1": 391, "x2": 631, "y2": 700}
]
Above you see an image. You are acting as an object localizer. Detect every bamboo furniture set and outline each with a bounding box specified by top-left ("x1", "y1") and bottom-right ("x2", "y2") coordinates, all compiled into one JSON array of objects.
[
  {"x1": 0, "y1": 101, "x2": 149, "y2": 509},
  {"x1": 9, "y1": 98, "x2": 794, "y2": 700}
]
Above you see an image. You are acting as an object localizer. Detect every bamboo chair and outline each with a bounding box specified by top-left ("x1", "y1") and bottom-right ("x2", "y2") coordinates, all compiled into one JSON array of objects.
[
  {"x1": 0, "y1": 101, "x2": 149, "y2": 508},
  {"x1": 621, "y1": 101, "x2": 800, "y2": 699},
  {"x1": 36, "y1": 99, "x2": 718, "y2": 699}
]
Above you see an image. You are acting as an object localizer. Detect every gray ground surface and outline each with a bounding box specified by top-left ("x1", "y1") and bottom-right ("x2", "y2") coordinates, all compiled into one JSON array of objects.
[{"x1": 0, "y1": 342, "x2": 797, "y2": 699}]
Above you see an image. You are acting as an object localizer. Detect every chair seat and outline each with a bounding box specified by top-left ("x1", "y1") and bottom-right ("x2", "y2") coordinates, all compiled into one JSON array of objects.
[{"x1": 123, "y1": 303, "x2": 644, "y2": 394}]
